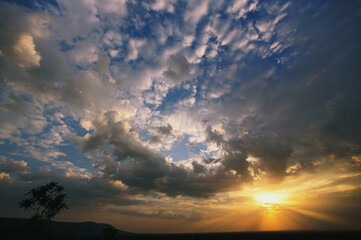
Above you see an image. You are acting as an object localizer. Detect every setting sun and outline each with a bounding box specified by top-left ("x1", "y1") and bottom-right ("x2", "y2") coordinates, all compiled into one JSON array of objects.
[{"x1": 255, "y1": 192, "x2": 286, "y2": 207}]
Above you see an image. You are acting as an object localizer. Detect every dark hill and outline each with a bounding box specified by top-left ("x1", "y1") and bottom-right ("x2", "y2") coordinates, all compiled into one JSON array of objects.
[
  {"x1": 0, "y1": 217, "x2": 130, "y2": 239},
  {"x1": 1, "y1": 217, "x2": 360, "y2": 240}
]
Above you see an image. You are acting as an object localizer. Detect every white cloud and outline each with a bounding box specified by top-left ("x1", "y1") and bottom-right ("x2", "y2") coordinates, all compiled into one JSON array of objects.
[
  {"x1": 127, "y1": 38, "x2": 146, "y2": 61},
  {"x1": 227, "y1": 0, "x2": 248, "y2": 17},
  {"x1": 222, "y1": 28, "x2": 241, "y2": 46},
  {"x1": 256, "y1": 20, "x2": 276, "y2": 41},
  {"x1": 147, "y1": 0, "x2": 175, "y2": 13},
  {"x1": 0, "y1": 92, "x2": 47, "y2": 138},
  {"x1": 182, "y1": 35, "x2": 194, "y2": 47},
  {"x1": 227, "y1": 0, "x2": 258, "y2": 18},
  {"x1": 184, "y1": 0, "x2": 209, "y2": 25},
  {"x1": 51, "y1": 160, "x2": 89, "y2": 176},
  {"x1": 100, "y1": 0, "x2": 127, "y2": 15},
  {"x1": 143, "y1": 78, "x2": 172, "y2": 107},
  {"x1": 103, "y1": 30, "x2": 124, "y2": 49},
  {"x1": 167, "y1": 110, "x2": 203, "y2": 137},
  {"x1": 67, "y1": 41, "x2": 98, "y2": 65},
  {"x1": 25, "y1": 146, "x2": 66, "y2": 163},
  {"x1": 52, "y1": 0, "x2": 100, "y2": 42},
  {"x1": 192, "y1": 44, "x2": 207, "y2": 63}
]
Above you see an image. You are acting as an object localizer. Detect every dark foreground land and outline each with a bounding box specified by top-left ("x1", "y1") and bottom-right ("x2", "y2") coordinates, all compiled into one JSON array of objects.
[
  {"x1": 1, "y1": 217, "x2": 360, "y2": 240},
  {"x1": 130, "y1": 231, "x2": 361, "y2": 240}
]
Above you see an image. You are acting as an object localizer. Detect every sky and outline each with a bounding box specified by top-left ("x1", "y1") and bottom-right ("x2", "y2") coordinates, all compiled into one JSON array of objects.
[{"x1": 0, "y1": 0, "x2": 361, "y2": 233}]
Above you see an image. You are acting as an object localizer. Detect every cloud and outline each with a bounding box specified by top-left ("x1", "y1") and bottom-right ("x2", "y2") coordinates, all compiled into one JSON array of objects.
[
  {"x1": 148, "y1": 123, "x2": 184, "y2": 150},
  {"x1": 0, "y1": 156, "x2": 29, "y2": 173},
  {"x1": 149, "y1": 124, "x2": 174, "y2": 144},
  {"x1": 0, "y1": 91, "x2": 47, "y2": 138},
  {"x1": 0, "y1": 172, "x2": 13, "y2": 182},
  {"x1": 12, "y1": 33, "x2": 42, "y2": 68},
  {"x1": 204, "y1": 125, "x2": 293, "y2": 181},
  {"x1": 146, "y1": 0, "x2": 175, "y2": 13},
  {"x1": 112, "y1": 208, "x2": 202, "y2": 222},
  {"x1": 184, "y1": 0, "x2": 209, "y2": 25},
  {"x1": 205, "y1": 126, "x2": 224, "y2": 145},
  {"x1": 142, "y1": 76, "x2": 174, "y2": 107},
  {"x1": 67, "y1": 40, "x2": 98, "y2": 66},
  {"x1": 100, "y1": 0, "x2": 127, "y2": 15},
  {"x1": 227, "y1": 0, "x2": 258, "y2": 18},
  {"x1": 127, "y1": 38, "x2": 146, "y2": 61},
  {"x1": 0, "y1": 167, "x2": 144, "y2": 216},
  {"x1": 0, "y1": 0, "x2": 361, "y2": 230},
  {"x1": 72, "y1": 111, "x2": 249, "y2": 198},
  {"x1": 163, "y1": 54, "x2": 190, "y2": 82},
  {"x1": 156, "y1": 124, "x2": 173, "y2": 136},
  {"x1": 53, "y1": 0, "x2": 127, "y2": 42},
  {"x1": 0, "y1": 2, "x2": 124, "y2": 120}
]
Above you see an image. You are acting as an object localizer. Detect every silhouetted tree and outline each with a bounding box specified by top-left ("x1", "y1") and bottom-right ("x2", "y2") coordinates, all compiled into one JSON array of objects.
[{"x1": 18, "y1": 181, "x2": 68, "y2": 225}]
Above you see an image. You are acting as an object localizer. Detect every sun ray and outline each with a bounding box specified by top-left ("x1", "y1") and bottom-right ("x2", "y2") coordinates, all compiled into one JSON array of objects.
[{"x1": 288, "y1": 207, "x2": 352, "y2": 227}]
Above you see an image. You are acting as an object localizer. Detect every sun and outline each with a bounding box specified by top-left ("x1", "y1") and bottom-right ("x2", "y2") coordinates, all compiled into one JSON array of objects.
[{"x1": 254, "y1": 192, "x2": 285, "y2": 207}]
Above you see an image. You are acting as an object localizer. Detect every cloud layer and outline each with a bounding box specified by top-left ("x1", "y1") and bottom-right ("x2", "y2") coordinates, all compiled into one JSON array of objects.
[{"x1": 0, "y1": 0, "x2": 360, "y2": 232}]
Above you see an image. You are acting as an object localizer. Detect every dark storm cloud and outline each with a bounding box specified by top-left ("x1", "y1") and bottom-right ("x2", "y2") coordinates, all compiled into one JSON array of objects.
[
  {"x1": 205, "y1": 126, "x2": 224, "y2": 146},
  {"x1": 203, "y1": 157, "x2": 221, "y2": 164},
  {"x1": 60, "y1": 175, "x2": 145, "y2": 207},
  {"x1": 311, "y1": 93, "x2": 361, "y2": 159},
  {"x1": 204, "y1": 125, "x2": 292, "y2": 181},
  {"x1": 72, "y1": 111, "x2": 249, "y2": 198},
  {"x1": 191, "y1": 161, "x2": 206, "y2": 174}
]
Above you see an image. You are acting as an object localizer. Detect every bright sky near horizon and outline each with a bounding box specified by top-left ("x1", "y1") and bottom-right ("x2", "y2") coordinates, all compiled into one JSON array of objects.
[{"x1": 0, "y1": 0, "x2": 360, "y2": 233}]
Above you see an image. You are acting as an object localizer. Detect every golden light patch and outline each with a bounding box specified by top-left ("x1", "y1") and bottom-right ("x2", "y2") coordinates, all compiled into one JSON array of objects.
[
  {"x1": 13, "y1": 33, "x2": 41, "y2": 68},
  {"x1": 254, "y1": 192, "x2": 286, "y2": 207}
]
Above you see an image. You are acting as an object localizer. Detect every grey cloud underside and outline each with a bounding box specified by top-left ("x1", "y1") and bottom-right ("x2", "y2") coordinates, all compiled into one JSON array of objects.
[
  {"x1": 73, "y1": 112, "x2": 292, "y2": 198},
  {"x1": 156, "y1": 124, "x2": 173, "y2": 136},
  {"x1": 204, "y1": 126, "x2": 292, "y2": 181},
  {"x1": 111, "y1": 208, "x2": 202, "y2": 222},
  {"x1": 73, "y1": 111, "x2": 248, "y2": 198},
  {"x1": 0, "y1": 156, "x2": 29, "y2": 173},
  {"x1": 0, "y1": 166, "x2": 144, "y2": 209},
  {"x1": 149, "y1": 135, "x2": 162, "y2": 144},
  {"x1": 163, "y1": 54, "x2": 190, "y2": 82},
  {"x1": 149, "y1": 124, "x2": 173, "y2": 143},
  {"x1": 149, "y1": 124, "x2": 183, "y2": 145}
]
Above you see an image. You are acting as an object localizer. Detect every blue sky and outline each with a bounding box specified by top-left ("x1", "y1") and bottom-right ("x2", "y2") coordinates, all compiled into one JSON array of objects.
[{"x1": 0, "y1": 0, "x2": 361, "y2": 233}]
